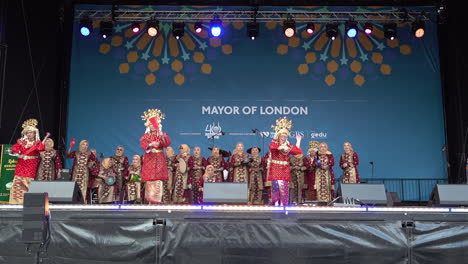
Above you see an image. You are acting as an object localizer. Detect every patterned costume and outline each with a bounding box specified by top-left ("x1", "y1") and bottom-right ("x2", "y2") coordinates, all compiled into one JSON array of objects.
[
  {"x1": 188, "y1": 153, "x2": 208, "y2": 204},
  {"x1": 228, "y1": 151, "x2": 249, "y2": 183},
  {"x1": 9, "y1": 119, "x2": 45, "y2": 204},
  {"x1": 247, "y1": 150, "x2": 264, "y2": 205},
  {"x1": 162, "y1": 147, "x2": 176, "y2": 203},
  {"x1": 289, "y1": 154, "x2": 310, "y2": 204},
  {"x1": 140, "y1": 109, "x2": 171, "y2": 204},
  {"x1": 172, "y1": 146, "x2": 190, "y2": 204},
  {"x1": 67, "y1": 140, "x2": 99, "y2": 203},
  {"x1": 207, "y1": 152, "x2": 227, "y2": 182},
  {"x1": 110, "y1": 150, "x2": 129, "y2": 202},
  {"x1": 124, "y1": 156, "x2": 142, "y2": 203},
  {"x1": 339, "y1": 142, "x2": 360, "y2": 184},
  {"x1": 36, "y1": 146, "x2": 62, "y2": 181},
  {"x1": 95, "y1": 158, "x2": 118, "y2": 203},
  {"x1": 311, "y1": 143, "x2": 336, "y2": 202}
]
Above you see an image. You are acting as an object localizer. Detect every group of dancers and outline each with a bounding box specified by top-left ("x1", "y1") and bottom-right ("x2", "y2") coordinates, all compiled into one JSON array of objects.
[{"x1": 7, "y1": 110, "x2": 360, "y2": 206}]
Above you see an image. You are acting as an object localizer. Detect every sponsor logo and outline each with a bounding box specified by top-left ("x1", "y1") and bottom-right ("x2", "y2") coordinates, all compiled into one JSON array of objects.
[
  {"x1": 205, "y1": 122, "x2": 223, "y2": 139},
  {"x1": 310, "y1": 131, "x2": 327, "y2": 139}
]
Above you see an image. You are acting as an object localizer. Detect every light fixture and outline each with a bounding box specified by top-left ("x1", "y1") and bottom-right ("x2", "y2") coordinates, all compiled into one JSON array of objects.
[
  {"x1": 194, "y1": 22, "x2": 203, "y2": 34},
  {"x1": 283, "y1": 19, "x2": 296, "y2": 38},
  {"x1": 172, "y1": 22, "x2": 185, "y2": 39},
  {"x1": 247, "y1": 21, "x2": 259, "y2": 40},
  {"x1": 412, "y1": 19, "x2": 425, "y2": 38},
  {"x1": 326, "y1": 23, "x2": 339, "y2": 40},
  {"x1": 306, "y1": 23, "x2": 315, "y2": 35},
  {"x1": 345, "y1": 21, "x2": 358, "y2": 38},
  {"x1": 130, "y1": 21, "x2": 140, "y2": 33},
  {"x1": 210, "y1": 19, "x2": 222, "y2": 37},
  {"x1": 147, "y1": 19, "x2": 159, "y2": 37},
  {"x1": 363, "y1": 22, "x2": 373, "y2": 35},
  {"x1": 99, "y1": 21, "x2": 113, "y2": 39},
  {"x1": 384, "y1": 23, "x2": 397, "y2": 40},
  {"x1": 79, "y1": 16, "x2": 92, "y2": 37}
]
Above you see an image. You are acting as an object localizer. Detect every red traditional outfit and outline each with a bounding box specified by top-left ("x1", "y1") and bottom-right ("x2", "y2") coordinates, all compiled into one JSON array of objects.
[
  {"x1": 188, "y1": 154, "x2": 208, "y2": 204},
  {"x1": 267, "y1": 117, "x2": 302, "y2": 206},
  {"x1": 228, "y1": 151, "x2": 249, "y2": 183},
  {"x1": 140, "y1": 108, "x2": 172, "y2": 204},
  {"x1": 247, "y1": 153, "x2": 264, "y2": 205},
  {"x1": 67, "y1": 146, "x2": 100, "y2": 203},
  {"x1": 95, "y1": 158, "x2": 119, "y2": 203},
  {"x1": 311, "y1": 150, "x2": 336, "y2": 202},
  {"x1": 162, "y1": 152, "x2": 176, "y2": 203},
  {"x1": 9, "y1": 119, "x2": 46, "y2": 204},
  {"x1": 36, "y1": 148, "x2": 63, "y2": 181},
  {"x1": 110, "y1": 152, "x2": 129, "y2": 202},
  {"x1": 339, "y1": 150, "x2": 360, "y2": 184},
  {"x1": 172, "y1": 146, "x2": 190, "y2": 204},
  {"x1": 207, "y1": 154, "x2": 227, "y2": 182},
  {"x1": 124, "y1": 162, "x2": 142, "y2": 203},
  {"x1": 289, "y1": 154, "x2": 310, "y2": 204}
]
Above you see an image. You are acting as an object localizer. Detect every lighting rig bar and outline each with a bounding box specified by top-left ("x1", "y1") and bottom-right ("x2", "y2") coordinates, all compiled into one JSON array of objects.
[{"x1": 75, "y1": 9, "x2": 431, "y2": 23}]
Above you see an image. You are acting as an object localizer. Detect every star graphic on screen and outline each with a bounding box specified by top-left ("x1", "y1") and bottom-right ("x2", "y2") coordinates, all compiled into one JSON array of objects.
[
  {"x1": 141, "y1": 53, "x2": 150, "y2": 60},
  {"x1": 124, "y1": 42, "x2": 133, "y2": 50},
  {"x1": 161, "y1": 57, "x2": 170, "y2": 64},
  {"x1": 199, "y1": 42, "x2": 208, "y2": 50},
  {"x1": 377, "y1": 42, "x2": 385, "y2": 51},
  {"x1": 302, "y1": 42, "x2": 311, "y2": 50},
  {"x1": 320, "y1": 53, "x2": 328, "y2": 61},
  {"x1": 360, "y1": 54, "x2": 369, "y2": 62},
  {"x1": 182, "y1": 53, "x2": 190, "y2": 61},
  {"x1": 340, "y1": 57, "x2": 349, "y2": 65}
]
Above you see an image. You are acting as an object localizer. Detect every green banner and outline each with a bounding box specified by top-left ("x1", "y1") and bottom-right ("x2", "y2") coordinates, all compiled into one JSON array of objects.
[{"x1": 0, "y1": 144, "x2": 17, "y2": 203}]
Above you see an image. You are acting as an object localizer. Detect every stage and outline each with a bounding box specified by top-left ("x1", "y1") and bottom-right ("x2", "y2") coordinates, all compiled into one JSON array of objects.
[{"x1": 1, "y1": 204, "x2": 468, "y2": 264}]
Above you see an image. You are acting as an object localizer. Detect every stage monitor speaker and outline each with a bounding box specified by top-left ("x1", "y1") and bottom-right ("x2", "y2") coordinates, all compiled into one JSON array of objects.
[
  {"x1": 337, "y1": 183, "x2": 388, "y2": 206},
  {"x1": 28, "y1": 181, "x2": 83, "y2": 203},
  {"x1": 203, "y1": 182, "x2": 248, "y2": 204},
  {"x1": 430, "y1": 184, "x2": 468, "y2": 206},
  {"x1": 57, "y1": 168, "x2": 71, "y2": 181}
]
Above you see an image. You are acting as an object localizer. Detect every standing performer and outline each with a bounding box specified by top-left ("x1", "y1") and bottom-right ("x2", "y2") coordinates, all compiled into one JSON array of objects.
[
  {"x1": 162, "y1": 146, "x2": 176, "y2": 203},
  {"x1": 124, "y1": 155, "x2": 143, "y2": 204},
  {"x1": 263, "y1": 151, "x2": 272, "y2": 205},
  {"x1": 247, "y1": 147, "x2": 264, "y2": 205},
  {"x1": 207, "y1": 146, "x2": 227, "y2": 182},
  {"x1": 306, "y1": 141, "x2": 320, "y2": 201},
  {"x1": 140, "y1": 109, "x2": 172, "y2": 204},
  {"x1": 67, "y1": 139, "x2": 100, "y2": 203},
  {"x1": 289, "y1": 152, "x2": 310, "y2": 205},
  {"x1": 312, "y1": 142, "x2": 336, "y2": 202},
  {"x1": 267, "y1": 117, "x2": 302, "y2": 206},
  {"x1": 9, "y1": 119, "x2": 48, "y2": 204},
  {"x1": 188, "y1": 146, "x2": 208, "y2": 204},
  {"x1": 110, "y1": 145, "x2": 129, "y2": 203},
  {"x1": 339, "y1": 142, "x2": 360, "y2": 184},
  {"x1": 228, "y1": 142, "x2": 249, "y2": 183},
  {"x1": 172, "y1": 144, "x2": 191, "y2": 203},
  {"x1": 36, "y1": 138, "x2": 63, "y2": 181},
  {"x1": 95, "y1": 158, "x2": 118, "y2": 204}
]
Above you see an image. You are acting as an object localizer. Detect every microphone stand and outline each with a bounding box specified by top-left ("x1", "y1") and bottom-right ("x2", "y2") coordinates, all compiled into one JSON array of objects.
[
  {"x1": 370, "y1": 161, "x2": 374, "y2": 178},
  {"x1": 252, "y1": 128, "x2": 266, "y2": 153}
]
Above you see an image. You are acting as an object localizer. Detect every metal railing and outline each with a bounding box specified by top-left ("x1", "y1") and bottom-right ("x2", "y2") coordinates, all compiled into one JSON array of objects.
[{"x1": 336, "y1": 178, "x2": 448, "y2": 202}]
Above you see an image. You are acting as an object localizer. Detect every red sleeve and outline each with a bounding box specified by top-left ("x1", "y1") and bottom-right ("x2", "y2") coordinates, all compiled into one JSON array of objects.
[
  {"x1": 55, "y1": 154, "x2": 63, "y2": 170},
  {"x1": 11, "y1": 141, "x2": 23, "y2": 154},
  {"x1": 66, "y1": 151, "x2": 76, "y2": 159},
  {"x1": 269, "y1": 141, "x2": 280, "y2": 151},
  {"x1": 290, "y1": 145, "x2": 302, "y2": 155},
  {"x1": 328, "y1": 154, "x2": 335, "y2": 167},
  {"x1": 35, "y1": 141, "x2": 45, "y2": 151},
  {"x1": 353, "y1": 152, "x2": 359, "y2": 166},
  {"x1": 89, "y1": 152, "x2": 100, "y2": 176},
  {"x1": 140, "y1": 134, "x2": 150, "y2": 151},
  {"x1": 188, "y1": 157, "x2": 194, "y2": 169},
  {"x1": 160, "y1": 133, "x2": 171, "y2": 148}
]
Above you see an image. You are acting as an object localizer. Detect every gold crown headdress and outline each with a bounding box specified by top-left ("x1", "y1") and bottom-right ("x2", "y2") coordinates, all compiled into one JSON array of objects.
[
  {"x1": 141, "y1": 109, "x2": 165, "y2": 129},
  {"x1": 308, "y1": 141, "x2": 320, "y2": 153},
  {"x1": 272, "y1": 116, "x2": 292, "y2": 134},
  {"x1": 21, "y1": 119, "x2": 38, "y2": 133}
]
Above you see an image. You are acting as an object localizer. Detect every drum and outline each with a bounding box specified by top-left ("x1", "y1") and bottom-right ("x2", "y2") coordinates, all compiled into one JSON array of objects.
[
  {"x1": 177, "y1": 158, "x2": 187, "y2": 173},
  {"x1": 5, "y1": 181, "x2": 13, "y2": 190},
  {"x1": 129, "y1": 173, "x2": 141, "y2": 182},
  {"x1": 105, "y1": 175, "x2": 116, "y2": 185}
]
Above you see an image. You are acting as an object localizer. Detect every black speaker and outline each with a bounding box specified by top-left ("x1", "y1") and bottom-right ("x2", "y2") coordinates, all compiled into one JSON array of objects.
[
  {"x1": 337, "y1": 183, "x2": 388, "y2": 206},
  {"x1": 27, "y1": 181, "x2": 83, "y2": 203},
  {"x1": 203, "y1": 182, "x2": 248, "y2": 204},
  {"x1": 22, "y1": 192, "x2": 49, "y2": 243},
  {"x1": 57, "y1": 168, "x2": 71, "y2": 181},
  {"x1": 430, "y1": 184, "x2": 468, "y2": 206}
]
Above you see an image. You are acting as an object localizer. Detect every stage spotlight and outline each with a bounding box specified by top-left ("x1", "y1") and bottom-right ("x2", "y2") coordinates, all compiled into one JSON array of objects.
[
  {"x1": 384, "y1": 23, "x2": 397, "y2": 40},
  {"x1": 247, "y1": 22, "x2": 259, "y2": 40},
  {"x1": 345, "y1": 21, "x2": 358, "y2": 38},
  {"x1": 326, "y1": 23, "x2": 338, "y2": 40},
  {"x1": 172, "y1": 22, "x2": 185, "y2": 39},
  {"x1": 210, "y1": 19, "x2": 222, "y2": 37},
  {"x1": 147, "y1": 20, "x2": 159, "y2": 37},
  {"x1": 306, "y1": 23, "x2": 315, "y2": 35},
  {"x1": 363, "y1": 22, "x2": 373, "y2": 35},
  {"x1": 283, "y1": 20, "x2": 296, "y2": 38},
  {"x1": 22, "y1": 193, "x2": 50, "y2": 244},
  {"x1": 79, "y1": 16, "x2": 92, "y2": 37},
  {"x1": 131, "y1": 21, "x2": 140, "y2": 33},
  {"x1": 99, "y1": 21, "x2": 113, "y2": 39},
  {"x1": 194, "y1": 22, "x2": 203, "y2": 34},
  {"x1": 412, "y1": 20, "x2": 425, "y2": 38}
]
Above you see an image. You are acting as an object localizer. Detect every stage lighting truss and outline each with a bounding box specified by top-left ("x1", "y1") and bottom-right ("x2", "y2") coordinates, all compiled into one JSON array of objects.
[
  {"x1": 99, "y1": 21, "x2": 113, "y2": 38},
  {"x1": 247, "y1": 21, "x2": 259, "y2": 40},
  {"x1": 172, "y1": 22, "x2": 185, "y2": 39},
  {"x1": 75, "y1": 9, "x2": 431, "y2": 24}
]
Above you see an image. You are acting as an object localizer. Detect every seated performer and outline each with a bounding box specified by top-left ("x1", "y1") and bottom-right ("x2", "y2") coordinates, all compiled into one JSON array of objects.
[
  {"x1": 95, "y1": 158, "x2": 118, "y2": 204},
  {"x1": 36, "y1": 138, "x2": 63, "y2": 181},
  {"x1": 124, "y1": 155, "x2": 143, "y2": 204},
  {"x1": 198, "y1": 165, "x2": 216, "y2": 204},
  {"x1": 9, "y1": 119, "x2": 49, "y2": 204},
  {"x1": 339, "y1": 142, "x2": 360, "y2": 184},
  {"x1": 267, "y1": 117, "x2": 302, "y2": 206}
]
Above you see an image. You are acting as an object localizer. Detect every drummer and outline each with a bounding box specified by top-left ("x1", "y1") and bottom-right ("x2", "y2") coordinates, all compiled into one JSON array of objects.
[{"x1": 95, "y1": 158, "x2": 119, "y2": 204}]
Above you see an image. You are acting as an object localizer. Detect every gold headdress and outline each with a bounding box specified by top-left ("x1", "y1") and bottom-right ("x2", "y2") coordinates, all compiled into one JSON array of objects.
[
  {"x1": 21, "y1": 118, "x2": 40, "y2": 140},
  {"x1": 308, "y1": 141, "x2": 320, "y2": 154},
  {"x1": 272, "y1": 116, "x2": 292, "y2": 138},
  {"x1": 141, "y1": 109, "x2": 165, "y2": 131}
]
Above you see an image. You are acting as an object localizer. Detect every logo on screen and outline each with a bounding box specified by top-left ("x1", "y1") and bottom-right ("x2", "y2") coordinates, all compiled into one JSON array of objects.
[
  {"x1": 310, "y1": 131, "x2": 327, "y2": 139},
  {"x1": 205, "y1": 122, "x2": 223, "y2": 139}
]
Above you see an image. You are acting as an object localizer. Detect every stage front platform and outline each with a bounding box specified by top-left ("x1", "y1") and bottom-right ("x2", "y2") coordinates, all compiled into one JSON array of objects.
[{"x1": 1, "y1": 204, "x2": 468, "y2": 264}]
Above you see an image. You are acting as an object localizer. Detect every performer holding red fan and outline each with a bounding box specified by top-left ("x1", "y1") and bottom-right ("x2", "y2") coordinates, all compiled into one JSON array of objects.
[{"x1": 140, "y1": 109, "x2": 172, "y2": 204}]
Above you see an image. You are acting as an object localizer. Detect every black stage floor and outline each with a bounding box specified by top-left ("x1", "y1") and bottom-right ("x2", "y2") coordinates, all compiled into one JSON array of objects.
[{"x1": 1, "y1": 204, "x2": 468, "y2": 264}]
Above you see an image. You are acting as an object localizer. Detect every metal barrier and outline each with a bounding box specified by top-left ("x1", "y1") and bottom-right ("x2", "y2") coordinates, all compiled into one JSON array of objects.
[{"x1": 336, "y1": 178, "x2": 448, "y2": 201}]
